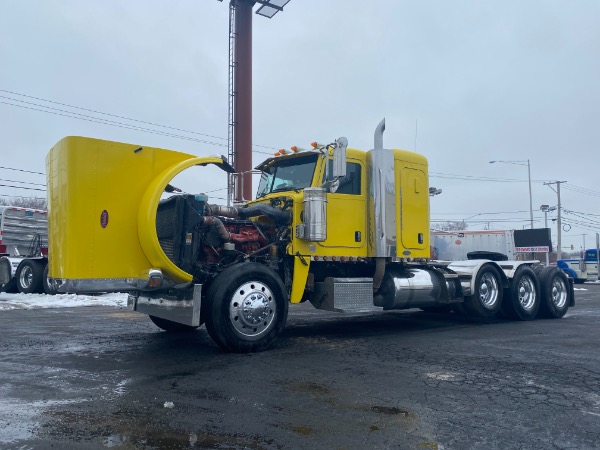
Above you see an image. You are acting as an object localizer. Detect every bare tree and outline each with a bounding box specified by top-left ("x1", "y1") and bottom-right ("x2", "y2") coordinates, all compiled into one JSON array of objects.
[
  {"x1": 0, "y1": 197, "x2": 47, "y2": 210},
  {"x1": 432, "y1": 220, "x2": 468, "y2": 231}
]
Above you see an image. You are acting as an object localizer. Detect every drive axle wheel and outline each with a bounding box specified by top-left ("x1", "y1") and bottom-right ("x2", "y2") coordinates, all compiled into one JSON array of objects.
[
  {"x1": 16, "y1": 260, "x2": 44, "y2": 294},
  {"x1": 204, "y1": 263, "x2": 288, "y2": 353},
  {"x1": 537, "y1": 267, "x2": 571, "y2": 319},
  {"x1": 502, "y1": 266, "x2": 540, "y2": 320},
  {"x1": 463, "y1": 265, "x2": 503, "y2": 317}
]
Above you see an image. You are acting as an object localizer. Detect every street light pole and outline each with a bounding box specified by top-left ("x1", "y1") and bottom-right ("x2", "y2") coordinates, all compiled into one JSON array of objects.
[
  {"x1": 527, "y1": 159, "x2": 533, "y2": 230},
  {"x1": 489, "y1": 159, "x2": 534, "y2": 229}
]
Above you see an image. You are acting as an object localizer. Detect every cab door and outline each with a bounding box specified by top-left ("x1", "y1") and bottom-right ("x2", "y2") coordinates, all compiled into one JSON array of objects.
[
  {"x1": 398, "y1": 166, "x2": 428, "y2": 251},
  {"x1": 319, "y1": 158, "x2": 367, "y2": 255}
]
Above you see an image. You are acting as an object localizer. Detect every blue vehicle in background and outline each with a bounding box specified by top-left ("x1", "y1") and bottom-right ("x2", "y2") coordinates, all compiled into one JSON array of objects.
[{"x1": 557, "y1": 249, "x2": 599, "y2": 284}]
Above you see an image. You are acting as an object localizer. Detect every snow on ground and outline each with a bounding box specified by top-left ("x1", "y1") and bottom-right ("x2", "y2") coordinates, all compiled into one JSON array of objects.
[{"x1": 0, "y1": 292, "x2": 127, "y2": 311}]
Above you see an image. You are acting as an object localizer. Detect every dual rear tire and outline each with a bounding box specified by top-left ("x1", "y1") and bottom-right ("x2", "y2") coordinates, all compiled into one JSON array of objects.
[
  {"x1": 535, "y1": 267, "x2": 570, "y2": 319},
  {"x1": 501, "y1": 266, "x2": 540, "y2": 320},
  {"x1": 460, "y1": 265, "x2": 571, "y2": 320}
]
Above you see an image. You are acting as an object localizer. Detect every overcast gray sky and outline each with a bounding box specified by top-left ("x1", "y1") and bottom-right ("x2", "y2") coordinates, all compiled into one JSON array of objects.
[{"x1": 1, "y1": 0, "x2": 599, "y2": 252}]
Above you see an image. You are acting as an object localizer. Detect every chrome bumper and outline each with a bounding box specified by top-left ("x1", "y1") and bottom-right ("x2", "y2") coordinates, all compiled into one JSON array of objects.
[{"x1": 127, "y1": 284, "x2": 202, "y2": 327}]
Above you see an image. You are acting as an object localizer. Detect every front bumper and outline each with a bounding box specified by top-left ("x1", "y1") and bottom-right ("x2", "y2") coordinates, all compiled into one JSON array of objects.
[{"x1": 127, "y1": 284, "x2": 203, "y2": 327}]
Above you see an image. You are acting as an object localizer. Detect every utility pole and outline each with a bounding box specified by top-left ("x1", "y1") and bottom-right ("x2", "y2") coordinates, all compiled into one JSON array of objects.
[
  {"x1": 540, "y1": 204, "x2": 557, "y2": 266},
  {"x1": 544, "y1": 181, "x2": 567, "y2": 260}
]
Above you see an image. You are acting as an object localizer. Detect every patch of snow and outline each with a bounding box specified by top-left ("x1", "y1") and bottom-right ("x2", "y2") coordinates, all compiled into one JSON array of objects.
[
  {"x1": 164, "y1": 401, "x2": 175, "y2": 409},
  {"x1": 0, "y1": 292, "x2": 127, "y2": 310},
  {"x1": 426, "y1": 372, "x2": 457, "y2": 381}
]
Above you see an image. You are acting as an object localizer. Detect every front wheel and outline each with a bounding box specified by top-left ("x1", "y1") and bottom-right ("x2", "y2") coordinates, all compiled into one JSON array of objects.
[
  {"x1": 16, "y1": 260, "x2": 44, "y2": 294},
  {"x1": 204, "y1": 263, "x2": 288, "y2": 353},
  {"x1": 502, "y1": 266, "x2": 540, "y2": 320},
  {"x1": 463, "y1": 265, "x2": 503, "y2": 317},
  {"x1": 42, "y1": 264, "x2": 58, "y2": 295}
]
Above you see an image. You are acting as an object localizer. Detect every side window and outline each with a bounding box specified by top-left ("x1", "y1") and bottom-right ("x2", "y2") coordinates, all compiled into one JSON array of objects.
[{"x1": 323, "y1": 161, "x2": 362, "y2": 195}]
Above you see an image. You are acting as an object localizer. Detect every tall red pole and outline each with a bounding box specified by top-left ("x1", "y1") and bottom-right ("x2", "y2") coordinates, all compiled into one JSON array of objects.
[{"x1": 234, "y1": 0, "x2": 253, "y2": 202}]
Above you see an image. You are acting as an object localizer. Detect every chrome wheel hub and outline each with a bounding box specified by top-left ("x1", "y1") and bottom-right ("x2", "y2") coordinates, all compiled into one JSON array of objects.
[
  {"x1": 229, "y1": 281, "x2": 275, "y2": 339},
  {"x1": 518, "y1": 276, "x2": 536, "y2": 311},
  {"x1": 551, "y1": 277, "x2": 567, "y2": 308},
  {"x1": 479, "y1": 272, "x2": 499, "y2": 309},
  {"x1": 19, "y1": 266, "x2": 33, "y2": 288}
]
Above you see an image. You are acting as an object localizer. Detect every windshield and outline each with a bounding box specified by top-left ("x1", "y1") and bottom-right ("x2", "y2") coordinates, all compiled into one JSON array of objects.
[{"x1": 256, "y1": 154, "x2": 319, "y2": 198}]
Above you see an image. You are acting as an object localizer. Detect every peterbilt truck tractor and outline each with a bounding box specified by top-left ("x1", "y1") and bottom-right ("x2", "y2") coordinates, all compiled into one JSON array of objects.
[{"x1": 46, "y1": 120, "x2": 574, "y2": 352}]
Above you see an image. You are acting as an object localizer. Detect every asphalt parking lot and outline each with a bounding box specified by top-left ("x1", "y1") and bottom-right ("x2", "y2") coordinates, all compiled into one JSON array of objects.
[{"x1": 1, "y1": 283, "x2": 599, "y2": 449}]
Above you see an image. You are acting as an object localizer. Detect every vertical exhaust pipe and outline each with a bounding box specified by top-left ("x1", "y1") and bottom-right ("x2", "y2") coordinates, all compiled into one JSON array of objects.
[{"x1": 374, "y1": 118, "x2": 386, "y2": 150}]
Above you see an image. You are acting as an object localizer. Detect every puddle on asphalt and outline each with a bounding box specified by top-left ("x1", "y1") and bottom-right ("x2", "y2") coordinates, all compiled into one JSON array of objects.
[
  {"x1": 41, "y1": 409, "x2": 276, "y2": 449},
  {"x1": 0, "y1": 398, "x2": 83, "y2": 445},
  {"x1": 371, "y1": 405, "x2": 411, "y2": 416},
  {"x1": 100, "y1": 430, "x2": 274, "y2": 449}
]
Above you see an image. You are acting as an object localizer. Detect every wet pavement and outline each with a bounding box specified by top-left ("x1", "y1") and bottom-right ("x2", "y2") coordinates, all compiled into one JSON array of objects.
[{"x1": 1, "y1": 284, "x2": 600, "y2": 449}]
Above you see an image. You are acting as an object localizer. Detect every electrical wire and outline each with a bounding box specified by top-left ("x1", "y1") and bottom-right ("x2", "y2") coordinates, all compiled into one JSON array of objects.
[
  {"x1": 0, "y1": 178, "x2": 46, "y2": 186},
  {"x1": 0, "y1": 166, "x2": 45, "y2": 176},
  {"x1": 0, "y1": 184, "x2": 46, "y2": 191},
  {"x1": 0, "y1": 89, "x2": 279, "y2": 153}
]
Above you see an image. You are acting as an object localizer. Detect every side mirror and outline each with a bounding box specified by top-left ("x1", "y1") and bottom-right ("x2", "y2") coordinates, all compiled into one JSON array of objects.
[{"x1": 332, "y1": 137, "x2": 347, "y2": 178}]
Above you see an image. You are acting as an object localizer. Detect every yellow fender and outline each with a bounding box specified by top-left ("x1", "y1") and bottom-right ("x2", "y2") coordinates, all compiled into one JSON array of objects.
[{"x1": 289, "y1": 255, "x2": 310, "y2": 303}]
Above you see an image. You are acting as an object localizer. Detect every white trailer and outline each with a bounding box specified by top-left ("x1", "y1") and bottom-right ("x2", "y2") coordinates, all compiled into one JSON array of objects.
[
  {"x1": 0, "y1": 206, "x2": 53, "y2": 294},
  {"x1": 432, "y1": 230, "x2": 516, "y2": 261}
]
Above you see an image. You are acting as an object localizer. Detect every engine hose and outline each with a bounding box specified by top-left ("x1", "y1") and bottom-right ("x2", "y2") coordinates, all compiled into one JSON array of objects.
[
  {"x1": 202, "y1": 216, "x2": 231, "y2": 242},
  {"x1": 237, "y1": 204, "x2": 292, "y2": 225}
]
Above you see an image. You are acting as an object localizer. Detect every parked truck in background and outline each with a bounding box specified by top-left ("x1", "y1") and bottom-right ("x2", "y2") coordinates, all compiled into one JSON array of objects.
[
  {"x1": 0, "y1": 205, "x2": 54, "y2": 294},
  {"x1": 46, "y1": 120, "x2": 575, "y2": 352},
  {"x1": 557, "y1": 249, "x2": 599, "y2": 284}
]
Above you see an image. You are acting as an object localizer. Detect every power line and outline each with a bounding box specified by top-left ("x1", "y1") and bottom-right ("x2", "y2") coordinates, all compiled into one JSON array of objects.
[
  {"x1": 0, "y1": 166, "x2": 45, "y2": 176},
  {"x1": 1, "y1": 89, "x2": 279, "y2": 152},
  {"x1": 0, "y1": 184, "x2": 46, "y2": 192},
  {"x1": 563, "y1": 184, "x2": 600, "y2": 197},
  {"x1": 430, "y1": 172, "x2": 553, "y2": 183},
  {"x1": 431, "y1": 210, "x2": 529, "y2": 216},
  {"x1": 0, "y1": 194, "x2": 46, "y2": 199},
  {"x1": 0, "y1": 178, "x2": 46, "y2": 186},
  {"x1": 0, "y1": 88, "x2": 228, "y2": 141},
  {"x1": 1, "y1": 99, "x2": 234, "y2": 150}
]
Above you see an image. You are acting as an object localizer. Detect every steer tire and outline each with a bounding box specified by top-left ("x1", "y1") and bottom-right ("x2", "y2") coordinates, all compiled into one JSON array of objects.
[
  {"x1": 463, "y1": 265, "x2": 503, "y2": 318},
  {"x1": 502, "y1": 266, "x2": 540, "y2": 320},
  {"x1": 204, "y1": 262, "x2": 288, "y2": 353},
  {"x1": 149, "y1": 315, "x2": 198, "y2": 332},
  {"x1": 42, "y1": 264, "x2": 58, "y2": 295},
  {"x1": 16, "y1": 260, "x2": 44, "y2": 294},
  {"x1": 537, "y1": 267, "x2": 571, "y2": 319}
]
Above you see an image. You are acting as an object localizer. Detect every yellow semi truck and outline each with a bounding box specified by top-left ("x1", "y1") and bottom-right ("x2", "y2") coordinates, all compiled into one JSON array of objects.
[{"x1": 47, "y1": 120, "x2": 574, "y2": 352}]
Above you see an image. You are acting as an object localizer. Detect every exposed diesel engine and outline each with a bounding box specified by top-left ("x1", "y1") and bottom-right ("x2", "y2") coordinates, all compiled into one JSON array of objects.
[{"x1": 156, "y1": 194, "x2": 292, "y2": 284}]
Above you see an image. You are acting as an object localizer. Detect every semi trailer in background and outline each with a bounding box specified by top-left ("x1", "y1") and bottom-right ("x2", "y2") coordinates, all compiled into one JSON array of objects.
[
  {"x1": 557, "y1": 249, "x2": 600, "y2": 284},
  {"x1": 0, "y1": 206, "x2": 54, "y2": 294}
]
